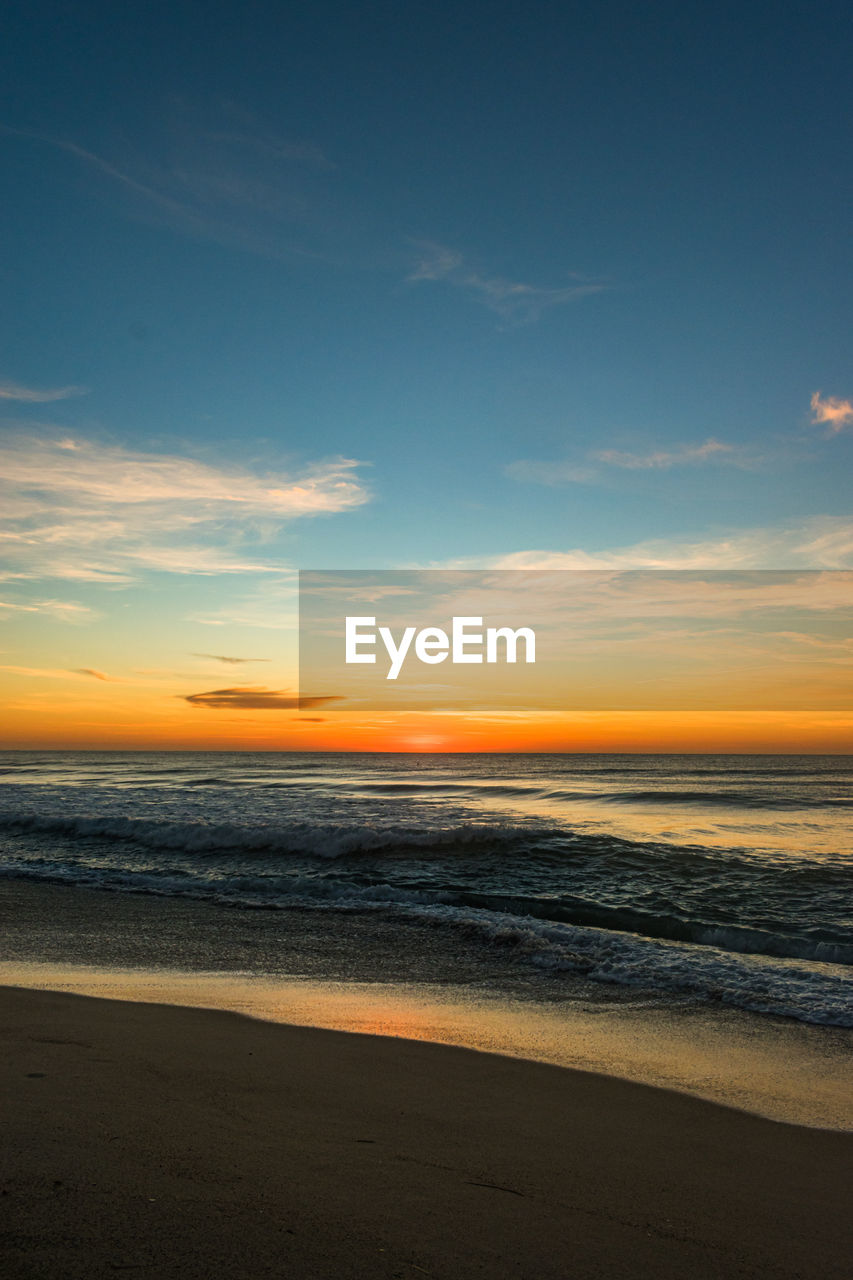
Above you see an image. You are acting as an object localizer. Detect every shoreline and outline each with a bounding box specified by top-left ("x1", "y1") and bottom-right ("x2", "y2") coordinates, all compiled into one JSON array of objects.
[
  {"x1": 2, "y1": 983, "x2": 851, "y2": 1279},
  {"x1": 3, "y1": 959, "x2": 852, "y2": 1132},
  {"x1": 2, "y1": 877, "x2": 852, "y2": 1132}
]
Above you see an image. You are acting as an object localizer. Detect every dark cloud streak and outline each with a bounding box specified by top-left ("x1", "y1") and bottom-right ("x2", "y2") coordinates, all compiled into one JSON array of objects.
[
  {"x1": 183, "y1": 686, "x2": 342, "y2": 710},
  {"x1": 193, "y1": 653, "x2": 271, "y2": 664}
]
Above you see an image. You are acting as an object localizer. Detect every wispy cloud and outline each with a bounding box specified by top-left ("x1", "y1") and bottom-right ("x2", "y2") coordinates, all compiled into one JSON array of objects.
[
  {"x1": 484, "y1": 515, "x2": 853, "y2": 570},
  {"x1": 206, "y1": 112, "x2": 334, "y2": 172},
  {"x1": 0, "y1": 435, "x2": 370, "y2": 584},
  {"x1": 407, "y1": 242, "x2": 464, "y2": 282},
  {"x1": 193, "y1": 653, "x2": 271, "y2": 665},
  {"x1": 407, "y1": 240, "x2": 605, "y2": 324},
  {"x1": 593, "y1": 439, "x2": 737, "y2": 469},
  {"x1": 1, "y1": 109, "x2": 342, "y2": 265},
  {"x1": 434, "y1": 514, "x2": 853, "y2": 572},
  {"x1": 0, "y1": 379, "x2": 88, "y2": 403},
  {"x1": 183, "y1": 686, "x2": 341, "y2": 710},
  {"x1": 0, "y1": 435, "x2": 367, "y2": 511},
  {"x1": 4, "y1": 117, "x2": 604, "y2": 314},
  {"x1": 0, "y1": 664, "x2": 111, "y2": 680},
  {"x1": 0, "y1": 597, "x2": 94, "y2": 622},
  {"x1": 0, "y1": 122, "x2": 197, "y2": 221},
  {"x1": 507, "y1": 438, "x2": 750, "y2": 485},
  {"x1": 187, "y1": 573, "x2": 299, "y2": 628},
  {"x1": 810, "y1": 391, "x2": 853, "y2": 435}
]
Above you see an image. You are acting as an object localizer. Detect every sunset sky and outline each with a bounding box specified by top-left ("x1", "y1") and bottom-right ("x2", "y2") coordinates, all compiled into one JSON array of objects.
[{"x1": 1, "y1": 1, "x2": 852, "y2": 750}]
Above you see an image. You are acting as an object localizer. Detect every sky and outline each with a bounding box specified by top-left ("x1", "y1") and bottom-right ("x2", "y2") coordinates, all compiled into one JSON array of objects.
[{"x1": 1, "y1": 1, "x2": 852, "y2": 749}]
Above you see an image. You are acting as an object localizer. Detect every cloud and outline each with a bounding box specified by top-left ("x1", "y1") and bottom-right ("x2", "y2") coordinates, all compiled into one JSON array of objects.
[
  {"x1": 193, "y1": 653, "x2": 271, "y2": 665},
  {"x1": 593, "y1": 439, "x2": 738, "y2": 470},
  {"x1": 186, "y1": 573, "x2": 300, "y2": 628},
  {"x1": 0, "y1": 664, "x2": 111, "y2": 680},
  {"x1": 810, "y1": 391, "x2": 853, "y2": 435},
  {"x1": 407, "y1": 242, "x2": 464, "y2": 282},
  {"x1": 0, "y1": 597, "x2": 94, "y2": 622},
  {"x1": 0, "y1": 380, "x2": 88, "y2": 403},
  {"x1": 407, "y1": 241, "x2": 605, "y2": 324},
  {"x1": 0, "y1": 111, "x2": 342, "y2": 266},
  {"x1": 183, "y1": 686, "x2": 342, "y2": 710},
  {"x1": 0, "y1": 435, "x2": 370, "y2": 583},
  {"x1": 482, "y1": 515, "x2": 853, "y2": 570},
  {"x1": 205, "y1": 120, "x2": 334, "y2": 172},
  {"x1": 0, "y1": 122, "x2": 198, "y2": 222},
  {"x1": 392, "y1": 569, "x2": 853, "y2": 663},
  {"x1": 0, "y1": 435, "x2": 367, "y2": 511},
  {"x1": 507, "y1": 439, "x2": 751, "y2": 486},
  {"x1": 4, "y1": 115, "x2": 600, "y2": 310}
]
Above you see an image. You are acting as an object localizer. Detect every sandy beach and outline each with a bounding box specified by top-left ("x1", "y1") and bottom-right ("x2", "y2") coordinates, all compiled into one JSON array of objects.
[{"x1": 2, "y1": 985, "x2": 850, "y2": 1279}]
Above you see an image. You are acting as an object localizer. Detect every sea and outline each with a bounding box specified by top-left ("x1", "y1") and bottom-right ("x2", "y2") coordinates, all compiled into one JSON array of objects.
[{"x1": 0, "y1": 751, "x2": 850, "y2": 1029}]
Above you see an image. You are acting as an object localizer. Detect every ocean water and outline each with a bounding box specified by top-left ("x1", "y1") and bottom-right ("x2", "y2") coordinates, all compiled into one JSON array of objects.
[{"x1": 0, "y1": 751, "x2": 850, "y2": 1028}]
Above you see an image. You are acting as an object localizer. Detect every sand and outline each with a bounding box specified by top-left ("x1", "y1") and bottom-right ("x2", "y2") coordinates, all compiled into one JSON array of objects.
[{"x1": 1, "y1": 985, "x2": 850, "y2": 1279}]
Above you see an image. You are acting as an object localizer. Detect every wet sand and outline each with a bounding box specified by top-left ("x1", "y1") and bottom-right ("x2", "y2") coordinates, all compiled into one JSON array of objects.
[
  {"x1": 3, "y1": 878, "x2": 851, "y2": 1131},
  {"x1": 1, "y1": 985, "x2": 850, "y2": 1279}
]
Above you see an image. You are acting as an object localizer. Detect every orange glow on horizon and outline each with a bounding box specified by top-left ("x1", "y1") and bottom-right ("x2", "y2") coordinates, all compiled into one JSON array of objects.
[{"x1": 1, "y1": 692, "x2": 851, "y2": 754}]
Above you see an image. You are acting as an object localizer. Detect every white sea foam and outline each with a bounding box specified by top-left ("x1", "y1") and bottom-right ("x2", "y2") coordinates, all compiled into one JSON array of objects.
[
  {"x1": 1, "y1": 751, "x2": 850, "y2": 1029},
  {"x1": 0, "y1": 853, "x2": 850, "y2": 1028}
]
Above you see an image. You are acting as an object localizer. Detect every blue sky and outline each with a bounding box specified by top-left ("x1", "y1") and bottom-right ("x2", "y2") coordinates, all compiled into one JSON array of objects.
[{"x1": 1, "y1": 1, "x2": 852, "y2": 721}]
